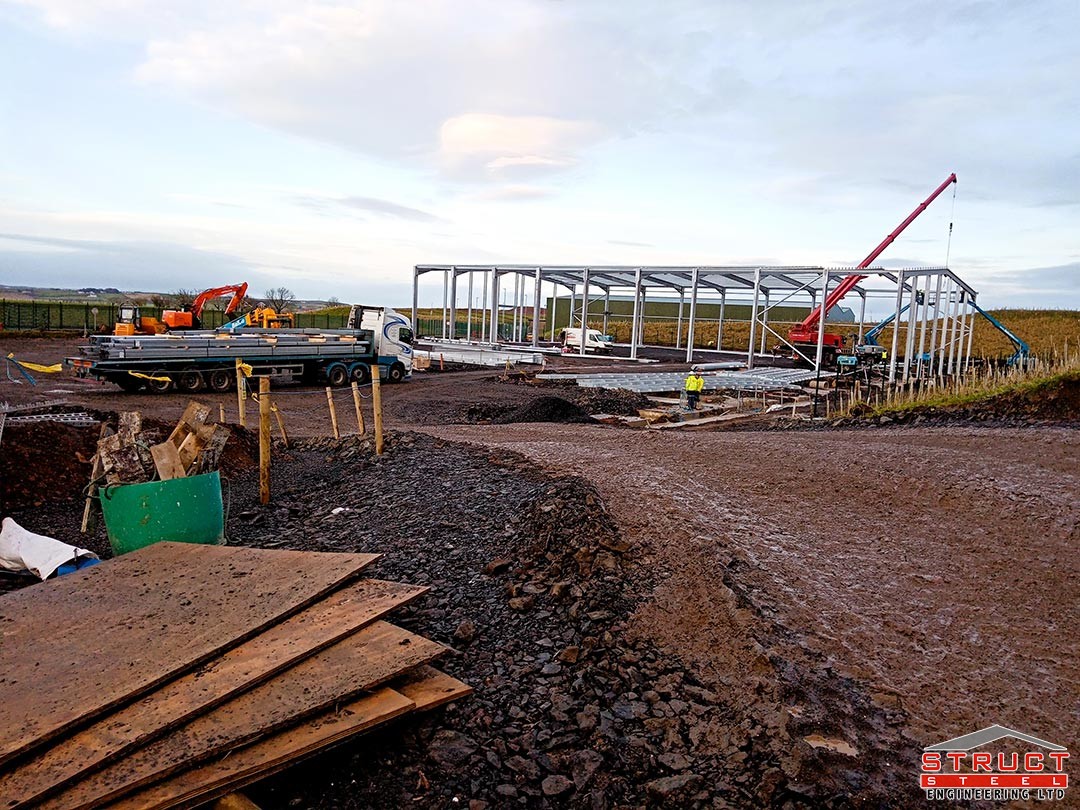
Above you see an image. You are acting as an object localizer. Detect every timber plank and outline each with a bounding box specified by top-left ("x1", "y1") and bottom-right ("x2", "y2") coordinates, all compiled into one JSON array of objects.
[
  {"x1": 0, "y1": 579, "x2": 426, "y2": 809},
  {"x1": 0, "y1": 543, "x2": 378, "y2": 769},
  {"x1": 110, "y1": 668, "x2": 471, "y2": 810},
  {"x1": 41, "y1": 622, "x2": 446, "y2": 810},
  {"x1": 150, "y1": 442, "x2": 186, "y2": 481}
]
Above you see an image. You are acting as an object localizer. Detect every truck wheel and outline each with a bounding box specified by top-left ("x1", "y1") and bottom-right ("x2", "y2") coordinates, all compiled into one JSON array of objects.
[
  {"x1": 146, "y1": 371, "x2": 174, "y2": 393},
  {"x1": 114, "y1": 375, "x2": 142, "y2": 393},
  {"x1": 350, "y1": 364, "x2": 371, "y2": 384},
  {"x1": 176, "y1": 369, "x2": 205, "y2": 392},
  {"x1": 387, "y1": 363, "x2": 406, "y2": 383},
  {"x1": 327, "y1": 364, "x2": 349, "y2": 387},
  {"x1": 207, "y1": 369, "x2": 233, "y2": 392}
]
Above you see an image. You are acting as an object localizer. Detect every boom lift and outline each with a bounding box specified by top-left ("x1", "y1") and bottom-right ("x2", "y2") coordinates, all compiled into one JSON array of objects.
[{"x1": 787, "y1": 173, "x2": 958, "y2": 365}]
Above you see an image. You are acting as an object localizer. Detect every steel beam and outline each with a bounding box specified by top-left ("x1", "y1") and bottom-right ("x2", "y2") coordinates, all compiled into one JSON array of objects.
[{"x1": 685, "y1": 267, "x2": 700, "y2": 364}]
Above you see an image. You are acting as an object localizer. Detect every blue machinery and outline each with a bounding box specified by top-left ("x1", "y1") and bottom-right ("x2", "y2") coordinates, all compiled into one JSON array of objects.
[{"x1": 861, "y1": 301, "x2": 1030, "y2": 367}]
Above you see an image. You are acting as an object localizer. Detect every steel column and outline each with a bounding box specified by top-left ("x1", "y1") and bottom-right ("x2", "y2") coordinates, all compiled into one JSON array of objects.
[
  {"x1": 466, "y1": 272, "x2": 474, "y2": 340},
  {"x1": 532, "y1": 268, "x2": 541, "y2": 347},
  {"x1": 963, "y1": 293, "x2": 976, "y2": 372},
  {"x1": 512, "y1": 273, "x2": 521, "y2": 342},
  {"x1": 449, "y1": 267, "x2": 458, "y2": 341},
  {"x1": 716, "y1": 290, "x2": 726, "y2": 351},
  {"x1": 603, "y1": 289, "x2": 611, "y2": 337},
  {"x1": 441, "y1": 270, "x2": 449, "y2": 339},
  {"x1": 579, "y1": 268, "x2": 591, "y2": 357},
  {"x1": 490, "y1": 270, "x2": 500, "y2": 343},
  {"x1": 946, "y1": 285, "x2": 960, "y2": 375},
  {"x1": 747, "y1": 268, "x2": 762, "y2": 369},
  {"x1": 411, "y1": 267, "x2": 419, "y2": 340},
  {"x1": 916, "y1": 274, "x2": 932, "y2": 378},
  {"x1": 857, "y1": 291, "x2": 866, "y2": 344},
  {"x1": 630, "y1": 268, "x2": 643, "y2": 360},
  {"x1": 685, "y1": 267, "x2": 700, "y2": 364},
  {"x1": 481, "y1": 272, "x2": 489, "y2": 342},
  {"x1": 927, "y1": 273, "x2": 944, "y2": 378},
  {"x1": 813, "y1": 269, "x2": 830, "y2": 372},
  {"x1": 888, "y1": 270, "x2": 905, "y2": 384},
  {"x1": 550, "y1": 284, "x2": 558, "y2": 342},
  {"x1": 902, "y1": 276, "x2": 919, "y2": 383}
]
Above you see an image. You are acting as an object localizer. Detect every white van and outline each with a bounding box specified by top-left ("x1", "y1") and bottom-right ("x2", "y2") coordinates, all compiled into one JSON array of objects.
[{"x1": 559, "y1": 327, "x2": 613, "y2": 354}]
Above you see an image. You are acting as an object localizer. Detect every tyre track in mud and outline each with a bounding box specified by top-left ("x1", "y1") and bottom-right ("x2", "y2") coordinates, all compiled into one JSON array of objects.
[{"x1": 418, "y1": 423, "x2": 1080, "y2": 758}]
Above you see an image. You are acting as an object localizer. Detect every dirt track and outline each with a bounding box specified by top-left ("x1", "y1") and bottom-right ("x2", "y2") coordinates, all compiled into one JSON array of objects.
[
  {"x1": 3, "y1": 334, "x2": 1078, "y2": 803},
  {"x1": 419, "y1": 423, "x2": 1080, "y2": 753}
]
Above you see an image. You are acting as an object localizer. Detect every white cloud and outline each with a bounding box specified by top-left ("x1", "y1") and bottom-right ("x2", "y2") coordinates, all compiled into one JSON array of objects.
[{"x1": 439, "y1": 113, "x2": 601, "y2": 180}]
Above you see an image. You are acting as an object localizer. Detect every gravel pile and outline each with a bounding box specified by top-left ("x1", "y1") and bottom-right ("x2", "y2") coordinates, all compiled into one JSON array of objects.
[{"x1": 225, "y1": 434, "x2": 799, "y2": 808}]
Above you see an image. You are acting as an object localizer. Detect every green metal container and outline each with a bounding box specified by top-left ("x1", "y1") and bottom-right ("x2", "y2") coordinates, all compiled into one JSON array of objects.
[{"x1": 100, "y1": 472, "x2": 225, "y2": 555}]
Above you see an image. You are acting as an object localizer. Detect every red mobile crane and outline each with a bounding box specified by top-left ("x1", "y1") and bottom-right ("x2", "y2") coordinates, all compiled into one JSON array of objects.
[
  {"x1": 162, "y1": 283, "x2": 249, "y2": 330},
  {"x1": 787, "y1": 173, "x2": 957, "y2": 363}
]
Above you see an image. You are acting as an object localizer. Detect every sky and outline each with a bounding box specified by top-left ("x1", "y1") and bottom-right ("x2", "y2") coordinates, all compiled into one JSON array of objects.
[{"x1": 0, "y1": 0, "x2": 1078, "y2": 314}]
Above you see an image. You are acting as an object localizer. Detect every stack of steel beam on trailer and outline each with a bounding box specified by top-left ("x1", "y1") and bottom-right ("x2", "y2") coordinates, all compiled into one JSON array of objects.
[
  {"x1": 537, "y1": 367, "x2": 833, "y2": 393},
  {"x1": 81, "y1": 332, "x2": 375, "y2": 362},
  {"x1": 0, "y1": 543, "x2": 469, "y2": 810}
]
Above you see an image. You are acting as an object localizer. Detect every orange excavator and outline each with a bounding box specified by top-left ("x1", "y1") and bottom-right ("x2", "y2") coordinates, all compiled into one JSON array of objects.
[{"x1": 162, "y1": 283, "x2": 249, "y2": 330}]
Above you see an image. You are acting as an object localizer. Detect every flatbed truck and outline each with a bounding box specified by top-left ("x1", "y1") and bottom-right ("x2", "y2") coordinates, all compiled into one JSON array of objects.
[{"x1": 67, "y1": 327, "x2": 410, "y2": 393}]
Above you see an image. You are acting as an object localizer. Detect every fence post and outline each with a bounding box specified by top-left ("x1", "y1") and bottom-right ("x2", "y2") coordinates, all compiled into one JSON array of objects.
[
  {"x1": 235, "y1": 359, "x2": 247, "y2": 428},
  {"x1": 372, "y1": 373, "x2": 384, "y2": 455},
  {"x1": 259, "y1": 377, "x2": 271, "y2": 504},
  {"x1": 325, "y1": 387, "x2": 340, "y2": 439},
  {"x1": 351, "y1": 381, "x2": 366, "y2": 436}
]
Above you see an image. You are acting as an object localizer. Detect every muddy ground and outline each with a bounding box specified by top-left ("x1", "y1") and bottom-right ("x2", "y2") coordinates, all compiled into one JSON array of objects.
[{"x1": 1, "y1": 334, "x2": 1078, "y2": 807}]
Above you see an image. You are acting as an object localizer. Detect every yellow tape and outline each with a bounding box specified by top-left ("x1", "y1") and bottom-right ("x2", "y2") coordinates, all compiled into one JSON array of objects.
[
  {"x1": 237, "y1": 362, "x2": 254, "y2": 377},
  {"x1": 6, "y1": 353, "x2": 62, "y2": 373},
  {"x1": 127, "y1": 370, "x2": 173, "y2": 383}
]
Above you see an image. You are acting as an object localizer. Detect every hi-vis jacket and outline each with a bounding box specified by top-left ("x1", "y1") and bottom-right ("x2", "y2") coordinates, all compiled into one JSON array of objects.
[{"x1": 685, "y1": 374, "x2": 704, "y2": 392}]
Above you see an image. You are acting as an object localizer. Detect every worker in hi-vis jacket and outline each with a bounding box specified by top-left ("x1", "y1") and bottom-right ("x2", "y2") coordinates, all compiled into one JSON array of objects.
[{"x1": 685, "y1": 368, "x2": 705, "y2": 410}]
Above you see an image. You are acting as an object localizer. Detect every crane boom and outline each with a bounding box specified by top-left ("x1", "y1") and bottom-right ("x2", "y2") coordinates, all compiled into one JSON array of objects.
[
  {"x1": 191, "y1": 283, "x2": 249, "y2": 319},
  {"x1": 788, "y1": 173, "x2": 957, "y2": 352}
]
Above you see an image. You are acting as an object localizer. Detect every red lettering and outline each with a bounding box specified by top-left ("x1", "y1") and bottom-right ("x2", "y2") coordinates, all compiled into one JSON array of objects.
[
  {"x1": 946, "y1": 752, "x2": 965, "y2": 770},
  {"x1": 1048, "y1": 752, "x2": 1070, "y2": 770},
  {"x1": 1025, "y1": 752, "x2": 1044, "y2": 771},
  {"x1": 972, "y1": 752, "x2": 992, "y2": 772},
  {"x1": 921, "y1": 752, "x2": 941, "y2": 772},
  {"x1": 925, "y1": 775, "x2": 936, "y2": 786},
  {"x1": 997, "y1": 752, "x2": 1019, "y2": 772}
]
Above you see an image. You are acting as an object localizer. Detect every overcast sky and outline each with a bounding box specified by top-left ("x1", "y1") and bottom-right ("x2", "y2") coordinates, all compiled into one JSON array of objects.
[{"x1": 1, "y1": 0, "x2": 1077, "y2": 312}]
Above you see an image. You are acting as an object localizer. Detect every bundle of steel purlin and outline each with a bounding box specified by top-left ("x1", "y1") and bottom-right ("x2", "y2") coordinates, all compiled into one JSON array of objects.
[
  {"x1": 0, "y1": 543, "x2": 469, "y2": 810},
  {"x1": 537, "y1": 367, "x2": 833, "y2": 393}
]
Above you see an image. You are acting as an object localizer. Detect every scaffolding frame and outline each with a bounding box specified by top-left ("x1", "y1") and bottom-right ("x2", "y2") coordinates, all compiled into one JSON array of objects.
[{"x1": 413, "y1": 265, "x2": 979, "y2": 380}]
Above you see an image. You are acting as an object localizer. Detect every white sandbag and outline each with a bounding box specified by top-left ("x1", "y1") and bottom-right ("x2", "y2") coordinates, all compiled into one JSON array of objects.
[{"x1": 0, "y1": 517, "x2": 98, "y2": 580}]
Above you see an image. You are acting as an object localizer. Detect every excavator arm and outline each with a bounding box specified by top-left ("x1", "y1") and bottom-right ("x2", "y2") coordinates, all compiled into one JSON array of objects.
[{"x1": 190, "y1": 283, "x2": 249, "y2": 319}]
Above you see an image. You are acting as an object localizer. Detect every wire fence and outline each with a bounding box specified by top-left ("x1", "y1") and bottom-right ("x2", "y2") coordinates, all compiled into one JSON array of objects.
[{"x1": 0, "y1": 300, "x2": 351, "y2": 332}]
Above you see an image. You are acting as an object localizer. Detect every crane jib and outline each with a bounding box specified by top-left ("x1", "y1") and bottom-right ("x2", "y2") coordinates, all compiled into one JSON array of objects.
[{"x1": 792, "y1": 173, "x2": 957, "y2": 338}]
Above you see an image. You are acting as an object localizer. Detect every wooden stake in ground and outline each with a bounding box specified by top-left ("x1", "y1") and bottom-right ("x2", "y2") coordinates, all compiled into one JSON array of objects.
[
  {"x1": 81, "y1": 424, "x2": 110, "y2": 533},
  {"x1": 351, "y1": 382, "x2": 366, "y2": 436},
  {"x1": 259, "y1": 377, "x2": 271, "y2": 505},
  {"x1": 271, "y1": 400, "x2": 289, "y2": 448},
  {"x1": 219, "y1": 403, "x2": 226, "y2": 423},
  {"x1": 325, "y1": 387, "x2": 340, "y2": 440},
  {"x1": 235, "y1": 359, "x2": 247, "y2": 429},
  {"x1": 371, "y1": 372, "x2": 384, "y2": 455}
]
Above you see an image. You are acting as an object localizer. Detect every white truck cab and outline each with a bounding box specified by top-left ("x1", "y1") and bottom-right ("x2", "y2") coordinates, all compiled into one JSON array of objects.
[
  {"x1": 559, "y1": 327, "x2": 613, "y2": 354},
  {"x1": 346, "y1": 305, "x2": 414, "y2": 381}
]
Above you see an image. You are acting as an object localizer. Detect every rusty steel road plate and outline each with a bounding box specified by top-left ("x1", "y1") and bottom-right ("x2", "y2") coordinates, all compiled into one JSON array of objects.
[{"x1": 0, "y1": 543, "x2": 379, "y2": 768}]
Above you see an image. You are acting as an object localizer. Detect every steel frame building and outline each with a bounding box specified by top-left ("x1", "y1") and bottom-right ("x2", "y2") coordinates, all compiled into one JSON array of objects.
[{"x1": 412, "y1": 264, "x2": 980, "y2": 383}]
